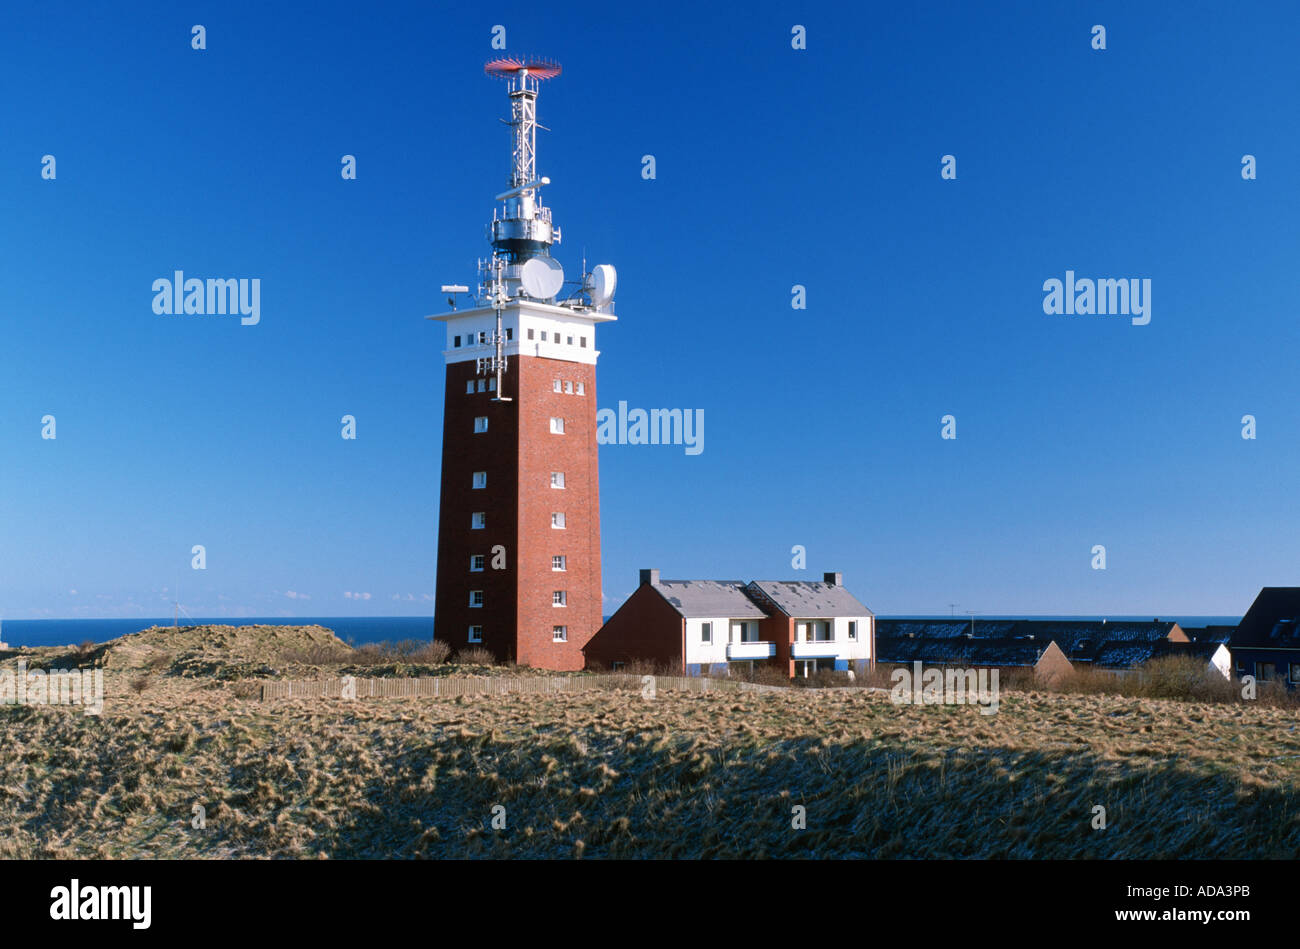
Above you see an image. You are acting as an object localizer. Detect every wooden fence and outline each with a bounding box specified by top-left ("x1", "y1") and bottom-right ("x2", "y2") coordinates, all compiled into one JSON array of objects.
[{"x1": 259, "y1": 673, "x2": 789, "y2": 701}]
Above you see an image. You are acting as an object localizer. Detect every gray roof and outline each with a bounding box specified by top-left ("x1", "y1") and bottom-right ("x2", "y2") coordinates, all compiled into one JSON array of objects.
[
  {"x1": 651, "y1": 580, "x2": 768, "y2": 619},
  {"x1": 745, "y1": 581, "x2": 872, "y2": 618}
]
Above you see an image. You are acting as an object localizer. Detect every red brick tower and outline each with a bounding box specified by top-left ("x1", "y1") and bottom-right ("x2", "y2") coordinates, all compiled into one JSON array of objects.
[{"x1": 427, "y1": 58, "x2": 616, "y2": 670}]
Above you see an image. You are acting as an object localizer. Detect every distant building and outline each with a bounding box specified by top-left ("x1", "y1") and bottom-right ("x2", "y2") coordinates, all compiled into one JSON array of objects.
[
  {"x1": 585, "y1": 570, "x2": 874, "y2": 677},
  {"x1": 1230, "y1": 588, "x2": 1300, "y2": 686}
]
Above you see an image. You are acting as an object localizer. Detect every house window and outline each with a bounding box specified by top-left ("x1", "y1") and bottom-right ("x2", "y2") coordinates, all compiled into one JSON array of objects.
[
  {"x1": 488, "y1": 377, "x2": 496, "y2": 391},
  {"x1": 454, "y1": 335, "x2": 461, "y2": 348},
  {"x1": 576, "y1": 382, "x2": 585, "y2": 395},
  {"x1": 468, "y1": 625, "x2": 482, "y2": 642},
  {"x1": 469, "y1": 591, "x2": 484, "y2": 608},
  {"x1": 472, "y1": 471, "x2": 486, "y2": 489},
  {"x1": 551, "y1": 512, "x2": 566, "y2": 529},
  {"x1": 471, "y1": 512, "x2": 486, "y2": 529},
  {"x1": 478, "y1": 332, "x2": 487, "y2": 343},
  {"x1": 1290, "y1": 664, "x2": 1300, "y2": 684},
  {"x1": 702, "y1": 622, "x2": 712, "y2": 644},
  {"x1": 553, "y1": 379, "x2": 562, "y2": 393},
  {"x1": 1258, "y1": 662, "x2": 1275, "y2": 681},
  {"x1": 506, "y1": 328, "x2": 513, "y2": 340},
  {"x1": 553, "y1": 626, "x2": 567, "y2": 642},
  {"x1": 474, "y1": 416, "x2": 488, "y2": 433},
  {"x1": 470, "y1": 555, "x2": 485, "y2": 572},
  {"x1": 814, "y1": 622, "x2": 832, "y2": 642},
  {"x1": 848, "y1": 621, "x2": 858, "y2": 641},
  {"x1": 552, "y1": 555, "x2": 566, "y2": 571},
  {"x1": 465, "y1": 380, "x2": 475, "y2": 394},
  {"x1": 611, "y1": 661, "x2": 624, "y2": 671},
  {"x1": 527, "y1": 328, "x2": 535, "y2": 340},
  {"x1": 551, "y1": 471, "x2": 565, "y2": 489},
  {"x1": 550, "y1": 417, "x2": 565, "y2": 434},
  {"x1": 553, "y1": 591, "x2": 567, "y2": 607},
  {"x1": 476, "y1": 379, "x2": 486, "y2": 393},
  {"x1": 564, "y1": 381, "x2": 573, "y2": 394}
]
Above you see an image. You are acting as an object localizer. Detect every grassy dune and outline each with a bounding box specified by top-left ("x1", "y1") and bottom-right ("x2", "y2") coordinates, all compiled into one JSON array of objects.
[{"x1": 2, "y1": 626, "x2": 1299, "y2": 858}]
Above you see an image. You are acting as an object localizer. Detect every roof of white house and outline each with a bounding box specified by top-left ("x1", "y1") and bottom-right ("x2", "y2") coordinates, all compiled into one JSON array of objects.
[
  {"x1": 745, "y1": 581, "x2": 873, "y2": 618},
  {"x1": 651, "y1": 580, "x2": 769, "y2": 619}
]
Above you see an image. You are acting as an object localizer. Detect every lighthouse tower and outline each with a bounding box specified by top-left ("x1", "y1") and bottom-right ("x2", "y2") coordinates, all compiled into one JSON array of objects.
[{"x1": 427, "y1": 58, "x2": 616, "y2": 671}]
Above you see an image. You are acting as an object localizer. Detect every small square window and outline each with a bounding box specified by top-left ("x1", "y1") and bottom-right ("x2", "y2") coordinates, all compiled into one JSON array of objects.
[
  {"x1": 470, "y1": 554, "x2": 485, "y2": 572},
  {"x1": 478, "y1": 331, "x2": 487, "y2": 344},
  {"x1": 471, "y1": 512, "x2": 486, "y2": 529},
  {"x1": 474, "y1": 416, "x2": 488, "y2": 433},
  {"x1": 550, "y1": 417, "x2": 565, "y2": 434},
  {"x1": 580, "y1": 337, "x2": 587, "y2": 348},
  {"x1": 472, "y1": 471, "x2": 487, "y2": 489},
  {"x1": 506, "y1": 328, "x2": 513, "y2": 340},
  {"x1": 566, "y1": 336, "x2": 574, "y2": 346},
  {"x1": 551, "y1": 512, "x2": 565, "y2": 529},
  {"x1": 553, "y1": 590, "x2": 567, "y2": 607},
  {"x1": 576, "y1": 382, "x2": 585, "y2": 396},
  {"x1": 469, "y1": 591, "x2": 484, "y2": 608},
  {"x1": 454, "y1": 335, "x2": 461, "y2": 348},
  {"x1": 552, "y1": 555, "x2": 566, "y2": 571},
  {"x1": 551, "y1": 471, "x2": 565, "y2": 489},
  {"x1": 553, "y1": 379, "x2": 562, "y2": 393},
  {"x1": 553, "y1": 625, "x2": 567, "y2": 642},
  {"x1": 527, "y1": 328, "x2": 535, "y2": 340},
  {"x1": 468, "y1": 625, "x2": 482, "y2": 642}
]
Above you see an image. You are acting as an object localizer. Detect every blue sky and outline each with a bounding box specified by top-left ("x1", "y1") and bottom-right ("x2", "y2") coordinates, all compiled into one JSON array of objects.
[{"x1": 2, "y1": 0, "x2": 1297, "y2": 620}]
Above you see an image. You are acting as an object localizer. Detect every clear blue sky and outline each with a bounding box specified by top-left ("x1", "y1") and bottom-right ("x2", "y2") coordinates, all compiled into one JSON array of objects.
[{"x1": 2, "y1": 0, "x2": 1297, "y2": 620}]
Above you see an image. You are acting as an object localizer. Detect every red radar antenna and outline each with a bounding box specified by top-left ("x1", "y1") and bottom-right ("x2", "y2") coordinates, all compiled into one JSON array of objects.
[{"x1": 484, "y1": 57, "x2": 562, "y2": 80}]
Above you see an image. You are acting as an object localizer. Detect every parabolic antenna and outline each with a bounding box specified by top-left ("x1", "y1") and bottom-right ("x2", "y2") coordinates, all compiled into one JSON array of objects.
[
  {"x1": 520, "y1": 256, "x2": 565, "y2": 299},
  {"x1": 589, "y1": 264, "x2": 617, "y2": 307}
]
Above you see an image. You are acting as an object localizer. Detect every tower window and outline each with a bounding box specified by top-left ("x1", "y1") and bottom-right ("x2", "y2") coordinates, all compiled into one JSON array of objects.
[
  {"x1": 471, "y1": 512, "x2": 486, "y2": 529},
  {"x1": 553, "y1": 591, "x2": 567, "y2": 607},
  {"x1": 476, "y1": 379, "x2": 486, "y2": 393},
  {"x1": 549, "y1": 417, "x2": 565, "y2": 434},
  {"x1": 564, "y1": 381, "x2": 573, "y2": 394},
  {"x1": 472, "y1": 471, "x2": 486, "y2": 489},
  {"x1": 478, "y1": 332, "x2": 487, "y2": 343},
  {"x1": 566, "y1": 336, "x2": 574, "y2": 346},
  {"x1": 453, "y1": 335, "x2": 461, "y2": 348},
  {"x1": 466, "y1": 380, "x2": 475, "y2": 394},
  {"x1": 551, "y1": 471, "x2": 565, "y2": 489},
  {"x1": 552, "y1": 555, "x2": 566, "y2": 571},
  {"x1": 553, "y1": 626, "x2": 567, "y2": 642},
  {"x1": 541, "y1": 331, "x2": 548, "y2": 341},
  {"x1": 506, "y1": 328, "x2": 513, "y2": 340},
  {"x1": 527, "y1": 328, "x2": 535, "y2": 340},
  {"x1": 576, "y1": 382, "x2": 585, "y2": 395},
  {"x1": 551, "y1": 512, "x2": 565, "y2": 529},
  {"x1": 474, "y1": 416, "x2": 488, "y2": 433},
  {"x1": 468, "y1": 625, "x2": 482, "y2": 642},
  {"x1": 488, "y1": 377, "x2": 496, "y2": 391},
  {"x1": 470, "y1": 554, "x2": 485, "y2": 572},
  {"x1": 469, "y1": 591, "x2": 484, "y2": 608},
  {"x1": 580, "y1": 337, "x2": 587, "y2": 348},
  {"x1": 553, "y1": 379, "x2": 562, "y2": 393}
]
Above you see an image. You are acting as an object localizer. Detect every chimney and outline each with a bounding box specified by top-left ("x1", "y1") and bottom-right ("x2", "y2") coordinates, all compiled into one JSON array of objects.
[
  {"x1": 640, "y1": 568, "x2": 660, "y2": 587},
  {"x1": 823, "y1": 572, "x2": 842, "y2": 586}
]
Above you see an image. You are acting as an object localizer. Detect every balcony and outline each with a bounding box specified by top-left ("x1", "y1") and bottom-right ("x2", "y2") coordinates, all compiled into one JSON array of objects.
[
  {"x1": 791, "y1": 639, "x2": 838, "y2": 659},
  {"x1": 727, "y1": 641, "x2": 776, "y2": 660}
]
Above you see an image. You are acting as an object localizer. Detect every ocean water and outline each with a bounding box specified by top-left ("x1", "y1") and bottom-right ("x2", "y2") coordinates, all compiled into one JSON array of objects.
[
  {"x1": 0, "y1": 614, "x2": 1240, "y2": 650},
  {"x1": 0, "y1": 616, "x2": 435, "y2": 649}
]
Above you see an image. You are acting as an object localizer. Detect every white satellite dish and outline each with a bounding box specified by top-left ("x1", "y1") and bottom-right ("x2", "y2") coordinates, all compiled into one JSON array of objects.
[
  {"x1": 519, "y1": 256, "x2": 565, "y2": 299},
  {"x1": 589, "y1": 264, "x2": 617, "y2": 307}
]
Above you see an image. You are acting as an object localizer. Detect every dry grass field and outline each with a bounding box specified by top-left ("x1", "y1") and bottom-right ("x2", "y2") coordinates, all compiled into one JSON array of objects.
[{"x1": 2, "y1": 625, "x2": 1299, "y2": 859}]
